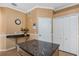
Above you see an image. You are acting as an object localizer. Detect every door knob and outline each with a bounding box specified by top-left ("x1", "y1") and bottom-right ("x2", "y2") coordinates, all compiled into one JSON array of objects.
[
  {"x1": 39, "y1": 34, "x2": 41, "y2": 36},
  {"x1": 65, "y1": 38, "x2": 67, "y2": 40}
]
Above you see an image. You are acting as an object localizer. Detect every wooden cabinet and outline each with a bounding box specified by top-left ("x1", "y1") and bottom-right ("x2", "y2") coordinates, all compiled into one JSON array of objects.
[{"x1": 53, "y1": 13, "x2": 79, "y2": 55}]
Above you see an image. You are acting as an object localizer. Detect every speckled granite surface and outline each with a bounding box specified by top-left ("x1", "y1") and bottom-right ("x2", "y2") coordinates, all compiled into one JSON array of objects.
[{"x1": 18, "y1": 40, "x2": 59, "y2": 56}]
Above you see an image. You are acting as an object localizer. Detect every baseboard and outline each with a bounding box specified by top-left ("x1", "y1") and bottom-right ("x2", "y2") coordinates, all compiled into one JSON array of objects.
[
  {"x1": 59, "y1": 50, "x2": 77, "y2": 56},
  {"x1": 0, "y1": 46, "x2": 16, "y2": 51}
]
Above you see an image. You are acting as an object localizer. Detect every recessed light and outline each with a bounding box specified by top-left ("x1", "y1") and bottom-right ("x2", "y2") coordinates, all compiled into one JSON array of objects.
[{"x1": 11, "y1": 3, "x2": 17, "y2": 6}]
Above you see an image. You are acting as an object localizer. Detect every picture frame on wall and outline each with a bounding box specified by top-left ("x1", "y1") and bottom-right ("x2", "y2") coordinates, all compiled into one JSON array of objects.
[{"x1": 15, "y1": 18, "x2": 21, "y2": 25}]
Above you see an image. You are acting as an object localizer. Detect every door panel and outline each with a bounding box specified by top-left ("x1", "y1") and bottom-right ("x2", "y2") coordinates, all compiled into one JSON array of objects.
[
  {"x1": 53, "y1": 14, "x2": 78, "y2": 55},
  {"x1": 63, "y1": 15, "x2": 78, "y2": 54},
  {"x1": 66, "y1": 15, "x2": 78, "y2": 54},
  {"x1": 37, "y1": 17, "x2": 52, "y2": 43},
  {"x1": 53, "y1": 17, "x2": 64, "y2": 50},
  {"x1": 63, "y1": 17, "x2": 71, "y2": 52}
]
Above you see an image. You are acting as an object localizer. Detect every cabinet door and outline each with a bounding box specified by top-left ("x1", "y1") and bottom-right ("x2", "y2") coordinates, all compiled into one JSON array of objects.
[{"x1": 53, "y1": 17, "x2": 64, "y2": 50}]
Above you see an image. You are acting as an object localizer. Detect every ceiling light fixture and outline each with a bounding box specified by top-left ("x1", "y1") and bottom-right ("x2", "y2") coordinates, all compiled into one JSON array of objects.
[{"x1": 11, "y1": 3, "x2": 17, "y2": 6}]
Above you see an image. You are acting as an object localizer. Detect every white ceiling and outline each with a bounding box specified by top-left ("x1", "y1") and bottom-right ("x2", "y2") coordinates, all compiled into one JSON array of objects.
[{"x1": 0, "y1": 3, "x2": 78, "y2": 13}]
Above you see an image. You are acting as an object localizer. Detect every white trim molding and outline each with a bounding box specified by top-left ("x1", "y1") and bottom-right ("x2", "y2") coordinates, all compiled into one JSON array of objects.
[
  {"x1": 0, "y1": 47, "x2": 16, "y2": 51},
  {"x1": 26, "y1": 5, "x2": 54, "y2": 13},
  {"x1": 55, "y1": 4, "x2": 79, "y2": 11}
]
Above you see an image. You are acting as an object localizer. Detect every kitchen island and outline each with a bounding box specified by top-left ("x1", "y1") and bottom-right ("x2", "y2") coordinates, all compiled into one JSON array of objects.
[{"x1": 17, "y1": 40, "x2": 59, "y2": 56}]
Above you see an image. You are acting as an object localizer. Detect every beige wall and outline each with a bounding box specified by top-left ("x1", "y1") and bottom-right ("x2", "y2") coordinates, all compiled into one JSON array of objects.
[
  {"x1": 36, "y1": 8, "x2": 53, "y2": 18},
  {"x1": 0, "y1": 7, "x2": 27, "y2": 50},
  {"x1": 0, "y1": 7, "x2": 27, "y2": 34},
  {"x1": 0, "y1": 8, "x2": 2, "y2": 33},
  {"x1": 3, "y1": 8, "x2": 27, "y2": 34},
  {"x1": 0, "y1": 8, "x2": 6, "y2": 50}
]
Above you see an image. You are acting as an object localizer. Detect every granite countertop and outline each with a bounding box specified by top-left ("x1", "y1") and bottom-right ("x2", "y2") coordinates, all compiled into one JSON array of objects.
[{"x1": 18, "y1": 40, "x2": 59, "y2": 56}]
